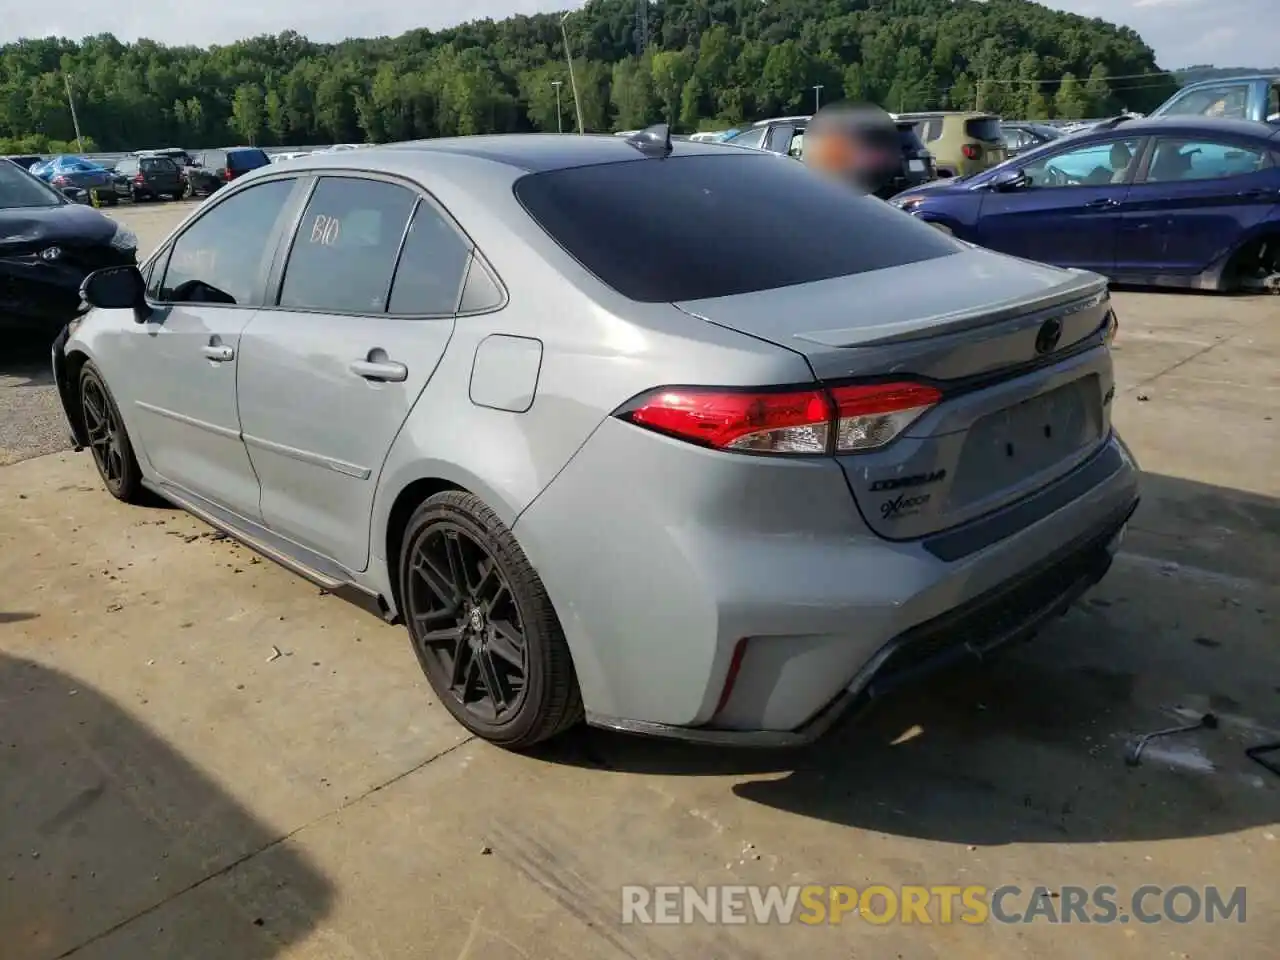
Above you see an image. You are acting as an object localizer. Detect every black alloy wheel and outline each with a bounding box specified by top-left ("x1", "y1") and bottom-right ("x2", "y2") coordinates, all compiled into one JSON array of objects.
[
  {"x1": 79, "y1": 363, "x2": 142, "y2": 503},
  {"x1": 400, "y1": 491, "x2": 582, "y2": 748}
]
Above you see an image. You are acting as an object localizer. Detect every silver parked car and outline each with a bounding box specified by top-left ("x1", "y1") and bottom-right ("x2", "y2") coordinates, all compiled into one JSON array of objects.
[{"x1": 53, "y1": 128, "x2": 1139, "y2": 749}]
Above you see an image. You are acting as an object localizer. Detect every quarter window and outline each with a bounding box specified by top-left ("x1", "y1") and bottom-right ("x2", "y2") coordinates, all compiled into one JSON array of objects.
[
  {"x1": 279, "y1": 177, "x2": 417, "y2": 314},
  {"x1": 1143, "y1": 139, "x2": 1269, "y2": 182},
  {"x1": 160, "y1": 178, "x2": 296, "y2": 305},
  {"x1": 387, "y1": 201, "x2": 473, "y2": 315},
  {"x1": 727, "y1": 127, "x2": 767, "y2": 150}
]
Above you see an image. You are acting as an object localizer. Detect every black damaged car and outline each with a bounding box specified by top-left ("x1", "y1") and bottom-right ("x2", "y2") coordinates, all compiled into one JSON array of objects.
[{"x1": 0, "y1": 159, "x2": 138, "y2": 335}]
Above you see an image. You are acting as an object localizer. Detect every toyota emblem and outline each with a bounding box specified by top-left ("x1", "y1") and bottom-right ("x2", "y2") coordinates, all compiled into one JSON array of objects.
[{"x1": 1035, "y1": 318, "x2": 1063, "y2": 355}]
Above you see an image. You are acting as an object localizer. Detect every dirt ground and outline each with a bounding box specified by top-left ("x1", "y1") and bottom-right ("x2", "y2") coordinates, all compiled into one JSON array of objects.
[{"x1": 1, "y1": 202, "x2": 1277, "y2": 959}]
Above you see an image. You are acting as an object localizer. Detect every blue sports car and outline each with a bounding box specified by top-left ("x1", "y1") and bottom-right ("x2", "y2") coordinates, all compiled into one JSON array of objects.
[{"x1": 891, "y1": 116, "x2": 1280, "y2": 292}]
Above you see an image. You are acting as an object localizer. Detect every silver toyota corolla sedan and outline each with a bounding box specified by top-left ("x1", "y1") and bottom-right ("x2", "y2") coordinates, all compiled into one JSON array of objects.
[{"x1": 52, "y1": 129, "x2": 1139, "y2": 749}]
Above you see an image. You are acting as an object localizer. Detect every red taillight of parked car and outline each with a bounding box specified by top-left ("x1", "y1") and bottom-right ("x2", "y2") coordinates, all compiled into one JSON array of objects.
[
  {"x1": 134, "y1": 173, "x2": 146, "y2": 184},
  {"x1": 961, "y1": 144, "x2": 980, "y2": 161},
  {"x1": 51, "y1": 175, "x2": 69, "y2": 186},
  {"x1": 616, "y1": 381, "x2": 942, "y2": 455},
  {"x1": 222, "y1": 168, "x2": 233, "y2": 181}
]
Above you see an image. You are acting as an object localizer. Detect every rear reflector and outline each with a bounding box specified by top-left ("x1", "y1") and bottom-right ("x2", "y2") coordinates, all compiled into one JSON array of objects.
[{"x1": 616, "y1": 381, "x2": 941, "y2": 455}]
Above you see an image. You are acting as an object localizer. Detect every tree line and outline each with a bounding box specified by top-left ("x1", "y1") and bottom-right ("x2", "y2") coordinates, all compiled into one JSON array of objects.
[{"x1": 0, "y1": 0, "x2": 1180, "y2": 155}]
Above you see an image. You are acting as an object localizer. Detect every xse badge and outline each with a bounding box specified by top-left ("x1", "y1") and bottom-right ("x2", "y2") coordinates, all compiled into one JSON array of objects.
[{"x1": 881, "y1": 493, "x2": 932, "y2": 520}]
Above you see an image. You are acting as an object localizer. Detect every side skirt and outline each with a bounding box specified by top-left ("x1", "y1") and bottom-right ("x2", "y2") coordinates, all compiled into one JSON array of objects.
[{"x1": 142, "y1": 477, "x2": 395, "y2": 623}]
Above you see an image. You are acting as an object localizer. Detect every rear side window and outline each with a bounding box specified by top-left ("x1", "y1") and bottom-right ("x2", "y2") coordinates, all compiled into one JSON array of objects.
[
  {"x1": 387, "y1": 202, "x2": 473, "y2": 315},
  {"x1": 515, "y1": 153, "x2": 959, "y2": 303},
  {"x1": 965, "y1": 117, "x2": 1002, "y2": 142},
  {"x1": 279, "y1": 177, "x2": 417, "y2": 313},
  {"x1": 228, "y1": 149, "x2": 269, "y2": 172}
]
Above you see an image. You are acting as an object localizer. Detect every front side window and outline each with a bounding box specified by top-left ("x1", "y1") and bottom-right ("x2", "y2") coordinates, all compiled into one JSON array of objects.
[
  {"x1": 515, "y1": 152, "x2": 959, "y2": 303},
  {"x1": 1143, "y1": 138, "x2": 1270, "y2": 182},
  {"x1": 387, "y1": 201, "x2": 473, "y2": 315},
  {"x1": 1022, "y1": 138, "x2": 1143, "y2": 187},
  {"x1": 279, "y1": 177, "x2": 417, "y2": 313},
  {"x1": 161, "y1": 178, "x2": 297, "y2": 305}
]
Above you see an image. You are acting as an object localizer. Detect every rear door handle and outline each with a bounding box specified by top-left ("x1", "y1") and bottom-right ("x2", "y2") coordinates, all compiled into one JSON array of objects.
[
  {"x1": 349, "y1": 359, "x2": 408, "y2": 383},
  {"x1": 201, "y1": 344, "x2": 234, "y2": 362},
  {"x1": 1083, "y1": 198, "x2": 1118, "y2": 209}
]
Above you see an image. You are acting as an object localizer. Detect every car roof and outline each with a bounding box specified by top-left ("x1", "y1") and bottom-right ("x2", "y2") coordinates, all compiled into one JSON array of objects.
[
  {"x1": 378, "y1": 133, "x2": 756, "y2": 173},
  {"x1": 1083, "y1": 115, "x2": 1280, "y2": 140}
]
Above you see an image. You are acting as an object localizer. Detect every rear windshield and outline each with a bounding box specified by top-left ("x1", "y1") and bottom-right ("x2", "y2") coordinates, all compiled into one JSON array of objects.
[
  {"x1": 228, "y1": 149, "x2": 270, "y2": 171},
  {"x1": 514, "y1": 153, "x2": 959, "y2": 303},
  {"x1": 897, "y1": 124, "x2": 928, "y2": 154},
  {"x1": 141, "y1": 157, "x2": 177, "y2": 172},
  {"x1": 965, "y1": 117, "x2": 1002, "y2": 142}
]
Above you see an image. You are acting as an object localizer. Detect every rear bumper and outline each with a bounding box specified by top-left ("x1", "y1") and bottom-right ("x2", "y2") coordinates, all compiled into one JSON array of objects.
[
  {"x1": 515, "y1": 419, "x2": 1140, "y2": 744},
  {"x1": 589, "y1": 497, "x2": 1133, "y2": 746}
]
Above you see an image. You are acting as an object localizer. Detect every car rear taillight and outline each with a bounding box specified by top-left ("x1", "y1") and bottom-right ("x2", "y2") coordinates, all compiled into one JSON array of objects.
[
  {"x1": 134, "y1": 173, "x2": 145, "y2": 183},
  {"x1": 615, "y1": 381, "x2": 942, "y2": 455},
  {"x1": 221, "y1": 168, "x2": 233, "y2": 181},
  {"x1": 52, "y1": 175, "x2": 69, "y2": 186},
  {"x1": 961, "y1": 144, "x2": 980, "y2": 160}
]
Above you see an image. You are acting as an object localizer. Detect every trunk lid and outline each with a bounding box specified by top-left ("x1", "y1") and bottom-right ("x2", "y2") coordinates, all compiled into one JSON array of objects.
[{"x1": 675, "y1": 248, "x2": 1116, "y2": 540}]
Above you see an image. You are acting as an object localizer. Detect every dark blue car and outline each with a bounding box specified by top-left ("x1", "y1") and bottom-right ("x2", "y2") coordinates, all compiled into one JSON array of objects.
[{"x1": 891, "y1": 116, "x2": 1280, "y2": 291}]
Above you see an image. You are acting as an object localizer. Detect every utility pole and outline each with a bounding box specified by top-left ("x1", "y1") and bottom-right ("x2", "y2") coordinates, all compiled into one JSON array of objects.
[
  {"x1": 561, "y1": 12, "x2": 586, "y2": 134},
  {"x1": 552, "y1": 80, "x2": 564, "y2": 133},
  {"x1": 635, "y1": 0, "x2": 649, "y2": 56},
  {"x1": 63, "y1": 72, "x2": 84, "y2": 153},
  {"x1": 813, "y1": 84, "x2": 824, "y2": 113}
]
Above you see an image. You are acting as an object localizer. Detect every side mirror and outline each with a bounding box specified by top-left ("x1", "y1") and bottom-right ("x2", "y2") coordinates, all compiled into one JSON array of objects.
[
  {"x1": 80, "y1": 266, "x2": 152, "y2": 323},
  {"x1": 989, "y1": 167, "x2": 1029, "y2": 192}
]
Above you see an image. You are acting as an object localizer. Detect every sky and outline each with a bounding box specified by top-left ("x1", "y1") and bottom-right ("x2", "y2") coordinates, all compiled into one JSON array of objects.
[{"x1": 6, "y1": 0, "x2": 1274, "y2": 71}]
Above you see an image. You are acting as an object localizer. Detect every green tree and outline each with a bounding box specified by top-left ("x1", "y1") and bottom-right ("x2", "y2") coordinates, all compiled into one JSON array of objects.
[
  {"x1": 1054, "y1": 72, "x2": 1088, "y2": 119},
  {"x1": 649, "y1": 49, "x2": 692, "y2": 124},
  {"x1": 1084, "y1": 63, "x2": 1116, "y2": 116},
  {"x1": 229, "y1": 83, "x2": 264, "y2": 144},
  {"x1": 611, "y1": 56, "x2": 656, "y2": 129}
]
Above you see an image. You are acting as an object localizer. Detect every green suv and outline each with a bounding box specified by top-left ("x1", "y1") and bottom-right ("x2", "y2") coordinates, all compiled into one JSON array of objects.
[{"x1": 896, "y1": 111, "x2": 1008, "y2": 178}]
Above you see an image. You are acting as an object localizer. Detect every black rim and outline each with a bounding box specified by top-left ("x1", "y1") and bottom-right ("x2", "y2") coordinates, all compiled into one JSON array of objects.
[
  {"x1": 82, "y1": 378, "x2": 125, "y2": 489},
  {"x1": 407, "y1": 524, "x2": 528, "y2": 723}
]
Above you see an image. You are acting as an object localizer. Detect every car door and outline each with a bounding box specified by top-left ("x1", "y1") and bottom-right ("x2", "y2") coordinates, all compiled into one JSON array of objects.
[
  {"x1": 973, "y1": 136, "x2": 1144, "y2": 273},
  {"x1": 235, "y1": 174, "x2": 473, "y2": 573},
  {"x1": 1116, "y1": 135, "x2": 1278, "y2": 276},
  {"x1": 127, "y1": 177, "x2": 304, "y2": 520}
]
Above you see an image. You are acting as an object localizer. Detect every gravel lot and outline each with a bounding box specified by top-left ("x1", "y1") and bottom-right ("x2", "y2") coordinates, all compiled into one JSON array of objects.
[{"x1": 0, "y1": 201, "x2": 198, "y2": 466}]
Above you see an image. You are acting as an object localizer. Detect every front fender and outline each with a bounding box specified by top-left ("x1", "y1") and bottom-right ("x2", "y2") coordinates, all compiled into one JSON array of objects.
[{"x1": 50, "y1": 325, "x2": 88, "y2": 450}]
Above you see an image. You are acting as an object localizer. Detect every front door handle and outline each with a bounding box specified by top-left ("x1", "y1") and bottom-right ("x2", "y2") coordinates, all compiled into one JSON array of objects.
[
  {"x1": 349, "y1": 358, "x2": 408, "y2": 383},
  {"x1": 201, "y1": 343, "x2": 234, "y2": 362},
  {"x1": 1083, "y1": 198, "x2": 1118, "y2": 209}
]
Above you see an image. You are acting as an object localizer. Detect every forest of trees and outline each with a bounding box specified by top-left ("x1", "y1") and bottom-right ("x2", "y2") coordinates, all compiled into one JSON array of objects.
[{"x1": 0, "y1": 0, "x2": 1181, "y2": 155}]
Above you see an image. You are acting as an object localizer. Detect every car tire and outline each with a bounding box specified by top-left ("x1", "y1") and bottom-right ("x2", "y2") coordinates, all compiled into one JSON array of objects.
[
  {"x1": 79, "y1": 362, "x2": 144, "y2": 504},
  {"x1": 398, "y1": 491, "x2": 583, "y2": 749}
]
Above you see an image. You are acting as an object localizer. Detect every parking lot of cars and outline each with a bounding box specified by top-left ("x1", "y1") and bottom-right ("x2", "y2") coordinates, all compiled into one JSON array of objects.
[{"x1": 2, "y1": 187, "x2": 1278, "y2": 959}]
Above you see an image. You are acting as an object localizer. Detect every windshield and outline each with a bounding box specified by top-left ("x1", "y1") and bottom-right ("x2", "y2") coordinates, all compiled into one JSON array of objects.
[{"x1": 0, "y1": 160, "x2": 64, "y2": 208}]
